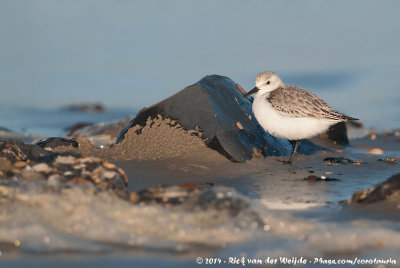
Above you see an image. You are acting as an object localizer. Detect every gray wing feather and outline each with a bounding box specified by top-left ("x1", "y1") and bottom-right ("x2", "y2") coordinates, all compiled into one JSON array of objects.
[{"x1": 267, "y1": 85, "x2": 357, "y2": 121}]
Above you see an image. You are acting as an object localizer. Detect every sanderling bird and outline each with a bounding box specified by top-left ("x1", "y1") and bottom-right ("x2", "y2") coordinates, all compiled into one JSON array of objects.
[{"x1": 244, "y1": 71, "x2": 358, "y2": 164}]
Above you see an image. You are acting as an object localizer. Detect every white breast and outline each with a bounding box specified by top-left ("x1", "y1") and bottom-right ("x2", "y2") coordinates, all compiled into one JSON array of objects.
[{"x1": 252, "y1": 93, "x2": 336, "y2": 140}]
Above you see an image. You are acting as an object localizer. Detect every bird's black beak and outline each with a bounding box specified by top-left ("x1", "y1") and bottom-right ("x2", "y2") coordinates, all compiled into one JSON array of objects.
[{"x1": 243, "y1": 87, "x2": 260, "y2": 98}]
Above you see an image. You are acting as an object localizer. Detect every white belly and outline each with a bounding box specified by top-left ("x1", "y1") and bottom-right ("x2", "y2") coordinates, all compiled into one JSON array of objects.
[{"x1": 252, "y1": 94, "x2": 336, "y2": 140}]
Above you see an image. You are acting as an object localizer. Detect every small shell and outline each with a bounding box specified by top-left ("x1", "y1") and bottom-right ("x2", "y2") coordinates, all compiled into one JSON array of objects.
[
  {"x1": 369, "y1": 148, "x2": 383, "y2": 155},
  {"x1": 102, "y1": 170, "x2": 117, "y2": 179},
  {"x1": 129, "y1": 192, "x2": 140, "y2": 203},
  {"x1": 252, "y1": 148, "x2": 263, "y2": 158},
  {"x1": 236, "y1": 121, "x2": 244, "y2": 130}
]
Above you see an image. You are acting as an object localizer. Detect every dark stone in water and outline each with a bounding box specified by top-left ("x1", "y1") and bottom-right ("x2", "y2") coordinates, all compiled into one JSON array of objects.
[
  {"x1": 323, "y1": 157, "x2": 355, "y2": 165},
  {"x1": 378, "y1": 157, "x2": 399, "y2": 164},
  {"x1": 0, "y1": 127, "x2": 13, "y2": 133},
  {"x1": 117, "y1": 75, "x2": 297, "y2": 162},
  {"x1": 37, "y1": 137, "x2": 79, "y2": 149},
  {"x1": 350, "y1": 173, "x2": 400, "y2": 203},
  {"x1": 61, "y1": 103, "x2": 106, "y2": 113},
  {"x1": 305, "y1": 175, "x2": 340, "y2": 181}
]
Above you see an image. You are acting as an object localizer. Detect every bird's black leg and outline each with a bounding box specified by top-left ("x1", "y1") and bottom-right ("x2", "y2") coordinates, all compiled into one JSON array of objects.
[{"x1": 287, "y1": 140, "x2": 301, "y2": 164}]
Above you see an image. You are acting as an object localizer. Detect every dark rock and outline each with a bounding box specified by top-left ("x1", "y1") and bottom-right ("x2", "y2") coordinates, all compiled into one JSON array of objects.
[
  {"x1": 37, "y1": 137, "x2": 79, "y2": 150},
  {"x1": 130, "y1": 184, "x2": 197, "y2": 205},
  {"x1": 349, "y1": 173, "x2": 400, "y2": 203},
  {"x1": 378, "y1": 157, "x2": 400, "y2": 164},
  {"x1": 305, "y1": 175, "x2": 340, "y2": 181},
  {"x1": 117, "y1": 75, "x2": 296, "y2": 162},
  {"x1": 129, "y1": 184, "x2": 264, "y2": 227},
  {"x1": 0, "y1": 140, "x2": 52, "y2": 163},
  {"x1": 323, "y1": 157, "x2": 355, "y2": 165},
  {"x1": 61, "y1": 103, "x2": 106, "y2": 113},
  {"x1": 193, "y1": 189, "x2": 250, "y2": 217},
  {"x1": 326, "y1": 122, "x2": 349, "y2": 145},
  {"x1": 305, "y1": 175, "x2": 319, "y2": 181}
]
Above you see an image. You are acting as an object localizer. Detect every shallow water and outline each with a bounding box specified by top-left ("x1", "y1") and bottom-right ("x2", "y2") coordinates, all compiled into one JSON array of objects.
[{"x1": 0, "y1": 106, "x2": 135, "y2": 138}]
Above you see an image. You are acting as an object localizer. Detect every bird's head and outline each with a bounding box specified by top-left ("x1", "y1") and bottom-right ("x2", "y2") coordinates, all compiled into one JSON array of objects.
[{"x1": 244, "y1": 71, "x2": 283, "y2": 98}]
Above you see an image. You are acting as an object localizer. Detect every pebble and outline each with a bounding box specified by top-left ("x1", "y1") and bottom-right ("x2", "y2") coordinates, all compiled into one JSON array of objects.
[
  {"x1": 323, "y1": 157, "x2": 355, "y2": 165},
  {"x1": 71, "y1": 178, "x2": 91, "y2": 184},
  {"x1": 305, "y1": 175, "x2": 340, "y2": 182},
  {"x1": 369, "y1": 148, "x2": 384, "y2": 155},
  {"x1": 368, "y1": 132, "x2": 377, "y2": 140},
  {"x1": 20, "y1": 170, "x2": 45, "y2": 181},
  {"x1": 129, "y1": 192, "x2": 140, "y2": 203},
  {"x1": 0, "y1": 157, "x2": 12, "y2": 171},
  {"x1": 102, "y1": 170, "x2": 117, "y2": 179},
  {"x1": 32, "y1": 163, "x2": 52, "y2": 173},
  {"x1": 13, "y1": 161, "x2": 27, "y2": 169},
  {"x1": 63, "y1": 171, "x2": 73, "y2": 176},
  {"x1": 305, "y1": 175, "x2": 319, "y2": 181},
  {"x1": 252, "y1": 147, "x2": 263, "y2": 158},
  {"x1": 378, "y1": 157, "x2": 399, "y2": 164},
  {"x1": 0, "y1": 185, "x2": 12, "y2": 197},
  {"x1": 55, "y1": 155, "x2": 76, "y2": 165},
  {"x1": 81, "y1": 157, "x2": 102, "y2": 164},
  {"x1": 47, "y1": 174, "x2": 61, "y2": 187},
  {"x1": 102, "y1": 161, "x2": 116, "y2": 169}
]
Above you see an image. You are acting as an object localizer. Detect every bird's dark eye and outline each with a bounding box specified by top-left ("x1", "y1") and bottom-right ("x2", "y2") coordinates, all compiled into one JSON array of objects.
[{"x1": 266, "y1": 81, "x2": 270, "y2": 85}]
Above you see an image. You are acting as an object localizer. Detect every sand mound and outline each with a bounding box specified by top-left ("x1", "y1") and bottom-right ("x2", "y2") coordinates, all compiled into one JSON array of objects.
[
  {"x1": 70, "y1": 115, "x2": 226, "y2": 162},
  {"x1": 110, "y1": 115, "x2": 213, "y2": 160}
]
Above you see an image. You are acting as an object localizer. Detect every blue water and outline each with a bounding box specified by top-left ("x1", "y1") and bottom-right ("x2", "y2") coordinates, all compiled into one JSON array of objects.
[
  {"x1": 0, "y1": 0, "x2": 399, "y2": 133},
  {"x1": 0, "y1": 106, "x2": 135, "y2": 137}
]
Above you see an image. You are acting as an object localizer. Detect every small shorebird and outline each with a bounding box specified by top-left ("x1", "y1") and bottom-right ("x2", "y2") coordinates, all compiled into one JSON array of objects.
[{"x1": 244, "y1": 71, "x2": 358, "y2": 164}]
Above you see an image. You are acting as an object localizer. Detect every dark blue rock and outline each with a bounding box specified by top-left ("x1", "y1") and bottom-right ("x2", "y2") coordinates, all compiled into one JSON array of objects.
[
  {"x1": 116, "y1": 75, "x2": 295, "y2": 162},
  {"x1": 37, "y1": 137, "x2": 79, "y2": 149}
]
